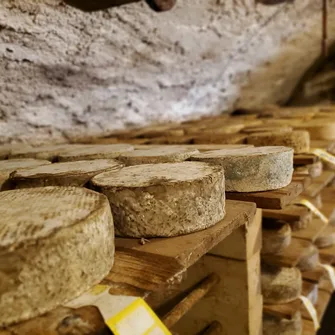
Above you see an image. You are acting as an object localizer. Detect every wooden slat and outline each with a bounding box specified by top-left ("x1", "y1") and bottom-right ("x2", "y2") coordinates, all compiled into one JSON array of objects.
[
  {"x1": 294, "y1": 154, "x2": 318, "y2": 166},
  {"x1": 291, "y1": 218, "x2": 327, "y2": 242},
  {"x1": 302, "y1": 266, "x2": 326, "y2": 283},
  {"x1": 226, "y1": 180, "x2": 306, "y2": 210},
  {"x1": 263, "y1": 205, "x2": 311, "y2": 225},
  {"x1": 302, "y1": 171, "x2": 335, "y2": 198},
  {"x1": 115, "y1": 200, "x2": 256, "y2": 268}
]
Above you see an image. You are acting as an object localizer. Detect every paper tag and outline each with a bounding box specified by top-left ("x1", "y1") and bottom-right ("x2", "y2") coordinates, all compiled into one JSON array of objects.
[
  {"x1": 299, "y1": 296, "x2": 320, "y2": 330},
  {"x1": 320, "y1": 264, "x2": 335, "y2": 290},
  {"x1": 65, "y1": 285, "x2": 171, "y2": 335},
  {"x1": 311, "y1": 148, "x2": 335, "y2": 167},
  {"x1": 295, "y1": 199, "x2": 329, "y2": 224}
]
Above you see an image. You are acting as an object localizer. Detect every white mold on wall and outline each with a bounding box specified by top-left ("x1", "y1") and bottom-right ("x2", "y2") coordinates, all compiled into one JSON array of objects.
[{"x1": 0, "y1": 0, "x2": 335, "y2": 144}]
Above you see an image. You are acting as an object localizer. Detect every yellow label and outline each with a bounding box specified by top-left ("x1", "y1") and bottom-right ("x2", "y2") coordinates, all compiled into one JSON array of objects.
[
  {"x1": 311, "y1": 148, "x2": 335, "y2": 166},
  {"x1": 299, "y1": 296, "x2": 320, "y2": 330},
  {"x1": 320, "y1": 264, "x2": 335, "y2": 291},
  {"x1": 107, "y1": 298, "x2": 171, "y2": 335},
  {"x1": 295, "y1": 199, "x2": 329, "y2": 224}
]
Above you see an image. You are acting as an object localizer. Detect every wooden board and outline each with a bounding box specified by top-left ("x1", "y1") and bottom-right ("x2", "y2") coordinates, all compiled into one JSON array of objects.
[
  {"x1": 302, "y1": 266, "x2": 326, "y2": 283},
  {"x1": 303, "y1": 319, "x2": 316, "y2": 335},
  {"x1": 263, "y1": 205, "x2": 311, "y2": 224},
  {"x1": 319, "y1": 244, "x2": 335, "y2": 264},
  {"x1": 294, "y1": 154, "x2": 319, "y2": 166},
  {"x1": 115, "y1": 200, "x2": 256, "y2": 268},
  {"x1": 302, "y1": 171, "x2": 335, "y2": 198},
  {"x1": 291, "y1": 218, "x2": 327, "y2": 242},
  {"x1": 262, "y1": 237, "x2": 313, "y2": 268},
  {"x1": 226, "y1": 179, "x2": 307, "y2": 210}
]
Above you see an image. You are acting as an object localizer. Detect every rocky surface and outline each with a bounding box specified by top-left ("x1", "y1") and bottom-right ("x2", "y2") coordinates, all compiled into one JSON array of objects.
[{"x1": 1, "y1": 0, "x2": 335, "y2": 144}]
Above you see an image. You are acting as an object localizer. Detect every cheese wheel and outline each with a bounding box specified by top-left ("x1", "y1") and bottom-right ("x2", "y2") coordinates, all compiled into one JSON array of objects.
[
  {"x1": 247, "y1": 131, "x2": 310, "y2": 154},
  {"x1": 190, "y1": 146, "x2": 293, "y2": 192},
  {"x1": 10, "y1": 144, "x2": 88, "y2": 161},
  {"x1": 0, "y1": 187, "x2": 114, "y2": 326},
  {"x1": 118, "y1": 146, "x2": 199, "y2": 166},
  {"x1": 262, "y1": 221, "x2": 292, "y2": 255},
  {"x1": 262, "y1": 264, "x2": 302, "y2": 304},
  {"x1": 296, "y1": 244, "x2": 319, "y2": 271},
  {"x1": 294, "y1": 120, "x2": 335, "y2": 140},
  {"x1": 91, "y1": 162, "x2": 225, "y2": 237},
  {"x1": 263, "y1": 312, "x2": 302, "y2": 335},
  {"x1": 0, "y1": 159, "x2": 51, "y2": 190},
  {"x1": 242, "y1": 126, "x2": 293, "y2": 134},
  {"x1": 11, "y1": 159, "x2": 122, "y2": 188},
  {"x1": 315, "y1": 225, "x2": 335, "y2": 248},
  {"x1": 57, "y1": 144, "x2": 134, "y2": 162}
]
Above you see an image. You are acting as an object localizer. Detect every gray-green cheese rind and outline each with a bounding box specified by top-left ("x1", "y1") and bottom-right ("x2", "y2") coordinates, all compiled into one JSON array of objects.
[
  {"x1": 10, "y1": 159, "x2": 122, "y2": 188},
  {"x1": 190, "y1": 146, "x2": 294, "y2": 192},
  {"x1": 91, "y1": 162, "x2": 225, "y2": 237},
  {"x1": 0, "y1": 187, "x2": 114, "y2": 326},
  {"x1": 118, "y1": 146, "x2": 199, "y2": 166}
]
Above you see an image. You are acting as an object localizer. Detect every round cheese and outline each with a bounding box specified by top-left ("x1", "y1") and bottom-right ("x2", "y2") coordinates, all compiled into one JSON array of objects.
[
  {"x1": 57, "y1": 144, "x2": 134, "y2": 162},
  {"x1": 247, "y1": 131, "x2": 310, "y2": 154},
  {"x1": 294, "y1": 120, "x2": 335, "y2": 140},
  {"x1": 263, "y1": 312, "x2": 302, "y2": 335},
  {"x1": 190, "y1": 146, "x2": 293, "y2": 192},
  {"x1": 118, "y1": 146, "x2": 199, "y2": 166},
  {"x1": 10, "y1": 159, "x2": 122, "y2": 188},
  {"x1": 91, "y1": 162, "x2": 225, "y2": 237},
  {"x1": 297, "y1": 244, "x2": 319, "y2": 271},
  {"x1": 262, "y1": 264, "x2": 302, "y2": 304},
  {"x1": 262, "y1": 222, "x2": 291, "y2": 255},
  {"x1": 0, "y1": 187, "x2": 114, "y2": 326}
]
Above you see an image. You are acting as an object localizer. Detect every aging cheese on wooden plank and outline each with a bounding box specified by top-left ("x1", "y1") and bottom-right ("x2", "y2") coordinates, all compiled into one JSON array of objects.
[
  {"x1": 247, "y1": 131, "x2": 310, "y2": 154},
  {"x1": 9, "y1": 144, "x2": 88, "y2": 161},
  {"x1": 91, "y1": 162, "x2": 225, "y2": 237},
  {"x1": 315, "y1": 225, "x2": 335, "y2": 248},
  {"x1": 0, "y1": 159, "x2": 51, "y2": 190},
  {"x1": 0, "y1": 187, "x2": 114, "y2": 326},
  {"x1": 261, "y1": 264, "x2": 302, "y2": 304},
  {"x1": 57, "y1": 144, "x2": 134, "y2": 161},
  {"x1": 118, "y1": 146, "x2": 199, "y2": 165},
  {"x1": 10, "y1": 159, "x2": 122, "y2": 188},
  {"x1": 296, "y1": 244, "x2": 319, "y2": 271},
  {"x1": 262, "y1": 221, "x2": 292, "y2": 255},
  {"x1": 242, "y1": 126, "x2": 293, "y2": 134},
  {"x1": 294, "y1": 120, "x2": 335, "y2": 140},
  {"x1": 263, "y1": 312, "x2": 302, "y2": 335},
  {"x1": 190, "y1": 146, "x2": 293, "y2": 192}
]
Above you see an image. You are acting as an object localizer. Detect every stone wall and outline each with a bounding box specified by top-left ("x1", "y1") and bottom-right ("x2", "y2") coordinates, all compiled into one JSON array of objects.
[{"x1": 1, "y1": 0, "x2": 335, "y2": 144}]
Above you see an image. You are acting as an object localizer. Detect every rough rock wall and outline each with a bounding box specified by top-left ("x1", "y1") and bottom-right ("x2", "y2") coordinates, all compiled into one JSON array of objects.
[{"x1": 1, "y1": 0, "x2": 335, "y2": 144}]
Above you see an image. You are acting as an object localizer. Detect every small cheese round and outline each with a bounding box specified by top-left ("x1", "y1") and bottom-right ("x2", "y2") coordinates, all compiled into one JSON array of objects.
[
  {"x1": 297, "y1": 244, "x2": 319, "y2": 271},
  {"x1": 118, "y1": 146, "x2": 199, "y2": 166},
  {"x1": 262, "y1": 222, "x2": 291, "y2": 255},
  {"x1": 262, "y1": 264, "x2": 302, "y2": 304},
  {"x1": 190, "y1": 146, "x2": 293, "y2": 192},
  {"x1": 247, "y1": 131, "x2": 310, "y2": 154},
  {"x1": 10, "y1": 159, "x2": 122, "y2": 188},
  {"x1": 263, "y1": 312, "x2": 302, "y2": 335},
  {"x1": 294, "y1": 120, "x2": 335, "y2": 140},
  {"x1": 57, "y1": 144, "x2": 134, "y2": 162},
  {"x1": 91, "y1": 162, "x2": 225, "y2": 237},
  {"x1": 0, "y1": 187, "x2": 114, "y2": 326}
]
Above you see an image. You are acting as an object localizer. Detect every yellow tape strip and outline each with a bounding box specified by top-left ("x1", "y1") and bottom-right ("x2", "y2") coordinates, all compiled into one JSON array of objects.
[
  {"x1": 311, "y1": 148, "x2": 335, "y2": 166},
  {"x1": 107, "y1": 298, "x2": 171, "y2": 335},
  {"x1": 299, "y1": 296, "x2": 320, "y2": 330},
  {"x1": 295, "y1": 199, "x2": 329, "y2": 224},
  {"x1": 320, "y1": 264, "x2": 335, "y2": 291}
]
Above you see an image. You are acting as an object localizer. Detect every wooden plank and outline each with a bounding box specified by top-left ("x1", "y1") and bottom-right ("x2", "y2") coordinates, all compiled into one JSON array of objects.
[
  {"x1": 262, "y1": 238, "x2": 313, "y2": 268},
  {"x1": 263, "y1": 205, "x2": 311, "y2": 226},
  {"x1": 226, "y1": 180, "x2": 306, "y2": 210},
  {"x1": 115, "y1": 200, "x2": 256, "y2": 268},
  {"x1": 302, "y1": 171, "x2": 335, "y2": 197},
  {"x1": 319, "y1": 244, "x2": 335, "y2": 264},
  {"x1": 263, "y1": 299, "x2": 302, "y2": 319},
  {"x1": 302, "y1": 266, "x2": 326, "y2": 283},
  {"x1": 303, "y1": 319, "x2": 316, "y2": 335},
  {"x1": 294, "y1": 154, "x2": 318, "y2": 166},
  {"x1": 292, "y1": 218, "x2": 327, "y2": 242}
]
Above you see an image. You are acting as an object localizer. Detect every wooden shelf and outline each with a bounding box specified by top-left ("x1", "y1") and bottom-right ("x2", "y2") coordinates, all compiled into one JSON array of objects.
[
  {"x1": 294, "y1": 154, "x2": 319, "y2": 166},
  {"x1": 292, "y1": 218, "x2": 327, "y2": 243},
  {"x1": 263, "y1": 205, "x2": 311, "y2": 225},
  {"x1": 302, "y1": 171, "x2": 335, "y2": 198},
  {"x1": 226, "y1": 177, "x2": 309, "y2": 210},
  {"x1": 1, "y1": 200, "x2": 256, "y2": 335}
]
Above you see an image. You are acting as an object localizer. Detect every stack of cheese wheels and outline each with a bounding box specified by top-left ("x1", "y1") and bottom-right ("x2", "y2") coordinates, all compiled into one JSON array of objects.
[
  {"x1": 0, "y1": 159, "x2": 51, "y2": 190},
  {"x1": 118, "y1": 146, "x2": 199, "y2": 165},
  {"x1": 10, "y1": 159, "x2": 122, "y2": 188},
  {"x1": 190, "y1": 147, "x2": 294, "y2": 192},
  {"x1": 0, "y1": 187, "x2": 114, "y2": 326},
  {"x1": 246, "y1": 131, "x2": 310, "y2": 154},
  {"x1": 91, "y1": 162, "x2": 225, "y2": 237},
  {"x1": 263, "y1": 312, "x2": 302, "y2": 335},
  {"x1": 57, "y1": 144, "x2": 134, "y2": 161},
  {"x1": 261, "y1": 264, "x2": 302, "y2": 304},
  {"x1": 294, "y1": 119, "x2": 335, "y2": 140},
  {"x1": 262, "y1": 221, "x2": 292, "y2": 255}
]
